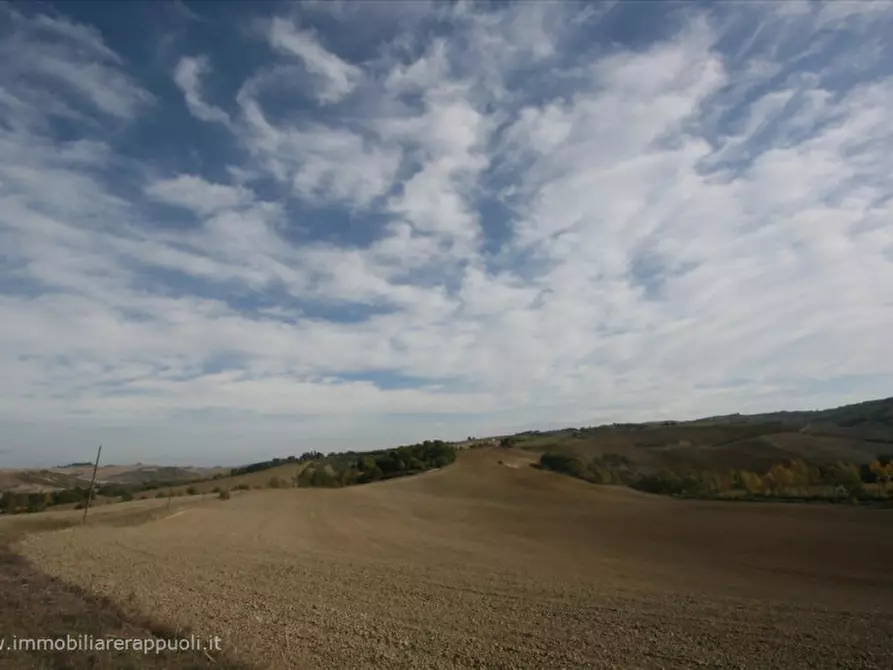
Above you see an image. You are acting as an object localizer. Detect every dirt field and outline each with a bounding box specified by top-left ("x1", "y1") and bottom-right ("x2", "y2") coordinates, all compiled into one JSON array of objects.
[{"x1": 18, "y1": 448, "x2": 893, "y2": 669}]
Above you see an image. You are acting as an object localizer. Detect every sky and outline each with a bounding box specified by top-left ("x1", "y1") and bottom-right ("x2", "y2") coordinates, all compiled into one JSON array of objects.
[{"x1": 1, "y1": 1, "x2": 892, "y2": 467}]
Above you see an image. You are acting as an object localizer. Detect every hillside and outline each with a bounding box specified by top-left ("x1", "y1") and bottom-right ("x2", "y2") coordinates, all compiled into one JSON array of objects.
[
  {"x1": 132, "y1": 462, "x2": 309, "y2": 499},
  {"x1": 18, "y1": 447, "x2": 893, "y2": 669},
  {"x1": 0, "y1": 464, "x2": 224, "y2": 494},
  {"x1": 501, "y1": 396, "x2": 893, "y2": 473},
  {"x1": 4, "y1": 397, "x2": 890, "y2": 497}
]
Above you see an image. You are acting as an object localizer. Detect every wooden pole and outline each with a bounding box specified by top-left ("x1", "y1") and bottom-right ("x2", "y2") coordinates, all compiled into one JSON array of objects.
[{"x1": 82, "y1": 445, "x2": 102, "y2": 524}]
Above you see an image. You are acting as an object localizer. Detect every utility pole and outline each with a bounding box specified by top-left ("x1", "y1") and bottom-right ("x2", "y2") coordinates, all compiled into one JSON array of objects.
[{"x1": 82, "y1": 445, "x2": 102, "y2": 524}]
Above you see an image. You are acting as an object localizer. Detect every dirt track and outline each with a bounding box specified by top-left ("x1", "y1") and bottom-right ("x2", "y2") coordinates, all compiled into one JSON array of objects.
[{"x1": 19, "y1": 449, "x2": 893, "y2": 668}]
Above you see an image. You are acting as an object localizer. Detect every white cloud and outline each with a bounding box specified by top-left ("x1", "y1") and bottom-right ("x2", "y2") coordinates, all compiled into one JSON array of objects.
[
  {"x1": 173, "y1": 55, "x2": 231, "y2": 125},
  {"x1": 2, "y1": 2, "x2": 893, "y2": 465},
  {"x1": 0, "y1": 8, "x2": 152, "y2": 121},
  {"x1": 267, "y1": 17, "x2": 362, "y2": 104},
  {"x1": 145, "y1": 174, "x2": 252, "y2": 215}
]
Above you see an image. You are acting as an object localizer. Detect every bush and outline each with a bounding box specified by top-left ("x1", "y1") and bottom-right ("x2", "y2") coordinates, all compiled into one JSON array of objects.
[
  {"x1": 218, "y1": 489, "x2": 231, "y2": 500},
  {"x1": 26, "y1": 493, "x2": 48, "y2": 513},
  {"x1": 234, "y1": 483, "x2": 250, "y2": 491},
  {"x1": 539, "y1": 452, "x2": 588, "y2": 479},
  {"x1": 635, "y1": 470, "x2": 685, "y2": 495},
  {"x1": 186, "y1": 486, "x2": 198, "y2": 496},
  {"x1": 311, "y1": 468, "x2": 337, "y2": 487}
]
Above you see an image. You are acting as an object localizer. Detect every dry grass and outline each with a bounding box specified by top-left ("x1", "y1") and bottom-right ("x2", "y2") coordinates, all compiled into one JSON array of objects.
[{"x1": 16, "y1": 448, "x2": 893, "y2": 668}]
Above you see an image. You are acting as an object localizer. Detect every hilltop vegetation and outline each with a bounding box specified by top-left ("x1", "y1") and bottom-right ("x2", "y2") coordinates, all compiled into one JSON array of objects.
[
  {"x1": 0, "y1": 440, "x2": 456, "y2": 515},
  {"x1": 264, "y1": 440, "x2": 456, "y2": 489},
  {"x1": 492, "y1": 397, "x2": 893, "y2": 505}
]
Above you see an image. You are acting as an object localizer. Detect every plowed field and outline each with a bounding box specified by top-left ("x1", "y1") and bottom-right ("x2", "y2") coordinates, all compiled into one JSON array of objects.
[{"x1": 19, "y1": 449, "x2": 893, "y2": 668}]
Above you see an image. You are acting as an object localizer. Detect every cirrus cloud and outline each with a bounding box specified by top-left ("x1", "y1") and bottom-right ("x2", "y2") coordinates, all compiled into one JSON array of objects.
[{"x1": 1, "y1": 1, "x2": 892, "y2": 466}]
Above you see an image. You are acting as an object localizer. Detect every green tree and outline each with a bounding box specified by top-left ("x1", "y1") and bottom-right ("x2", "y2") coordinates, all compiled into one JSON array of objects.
[
  {"x1": 298, "y1": 466, "x2": 317, "y2": 487},
  {"x1": 1, "y1": 491, "x2": 16, "y2": 514},
  {"x1": 823, "y1": 462, "x2": 865, "y2": 499},
  {"x1": 636, "y1": 470, "x2": 684, "y2": 495},
  {"x1": 26, "y1": 492, "x2": 48, "y2": 513},
  {"x1": 539, "y1": 452, "x2": 587, "y2": 478}
]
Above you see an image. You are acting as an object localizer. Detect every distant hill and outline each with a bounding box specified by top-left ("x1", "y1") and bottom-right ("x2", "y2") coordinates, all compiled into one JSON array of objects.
[
  {"x1": 0, "y1": 464, "x2": 226, "y2": 493},
  {"x1": 692, "y1": 396, "x2": 892, "y2": 429},
  {"x1": 499, "y1": 396, "x2": 893, "y2": 473},
  {"x1": 4, "y1": 397, "x2": 891, "y2": 492},
  {"x1": 132, "y1": 462, "x2": 311, "y2": 499}
]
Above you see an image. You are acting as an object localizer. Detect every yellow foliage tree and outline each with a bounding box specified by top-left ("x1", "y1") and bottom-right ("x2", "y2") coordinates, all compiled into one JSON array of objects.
[
  {"x1": 869, "y1": 461, "x2": 893, "y2": 493},
  {"x1": 763, "y1": 463, "x2": 795, "y2": 496},
  {"x1": 740, "y1": 470, "x2": 763, "y2": 494}
]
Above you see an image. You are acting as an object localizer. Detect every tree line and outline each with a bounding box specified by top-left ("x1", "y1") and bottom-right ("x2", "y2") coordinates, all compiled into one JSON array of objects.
[
  {"x1": 0, "y1": 441, "x2": 457, "y2": 514},
  {"x1": 269, "y1": 440, "x2": 457, "y2": 489},
  {"x1": 538, "y1": 452, "x2": 893, "y2": 503}
]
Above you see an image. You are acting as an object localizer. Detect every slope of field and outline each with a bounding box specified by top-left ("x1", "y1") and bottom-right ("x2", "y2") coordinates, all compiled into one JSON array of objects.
[
  {"x1": 20, "y1": 448, "x2": 893, "y2": 669},
  {"x1": 0, "y1": 469, "x2": 91, "y2": 492},
  {"x1": 0, "y1": 497, "x2": 248, "y2": 670}
]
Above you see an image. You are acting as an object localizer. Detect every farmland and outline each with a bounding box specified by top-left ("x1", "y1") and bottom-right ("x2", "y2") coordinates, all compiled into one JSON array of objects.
[{"x1": 17, "y1": 447, "x2": 893, "y2": 669}]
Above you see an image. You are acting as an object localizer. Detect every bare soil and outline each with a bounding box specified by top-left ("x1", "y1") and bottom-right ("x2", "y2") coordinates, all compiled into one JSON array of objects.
[
  {"x1": 18, "y1": 448, "x2": 893, "y2": 669},
  {"x1": 0, "y1": 499, "x2": 248, "y2": 670}
]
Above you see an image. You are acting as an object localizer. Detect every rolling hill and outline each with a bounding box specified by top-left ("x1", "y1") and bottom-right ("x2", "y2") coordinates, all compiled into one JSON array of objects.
[
  {"x1": 17, "y1": 446, "x2": 893, "y2": 669},
  {"x1": 499, "y1": 396, "x2": 893, "y2": 473}
]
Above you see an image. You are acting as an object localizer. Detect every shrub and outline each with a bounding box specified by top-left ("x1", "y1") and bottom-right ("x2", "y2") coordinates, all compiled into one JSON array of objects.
[
  {"x1": 311, "y1": 468, "x2": 337, "y2": 487},
  {"x1": 186, "y1": 486, "x2": 198, "y2": 496},
  {"x1": 634, "y1": 470, "x2": 685, "y2": 495},
  {"x1": 234, "y1": 483, "x2": 250, "y2": 491},
  {"x1": 26, "y1": 493, "x2": 48, "y2": 513},
  {"x1": 218, "y1": 489, "x2": 231, "y2": 500},
  {"x1": 539, "y1": 452, "x2": 588, "y2": 479}
]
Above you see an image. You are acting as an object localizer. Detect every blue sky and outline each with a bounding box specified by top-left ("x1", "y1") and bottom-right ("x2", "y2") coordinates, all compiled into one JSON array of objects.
[{"x1": 2, "y1": 1, "x2": 892, "y2": 467}]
